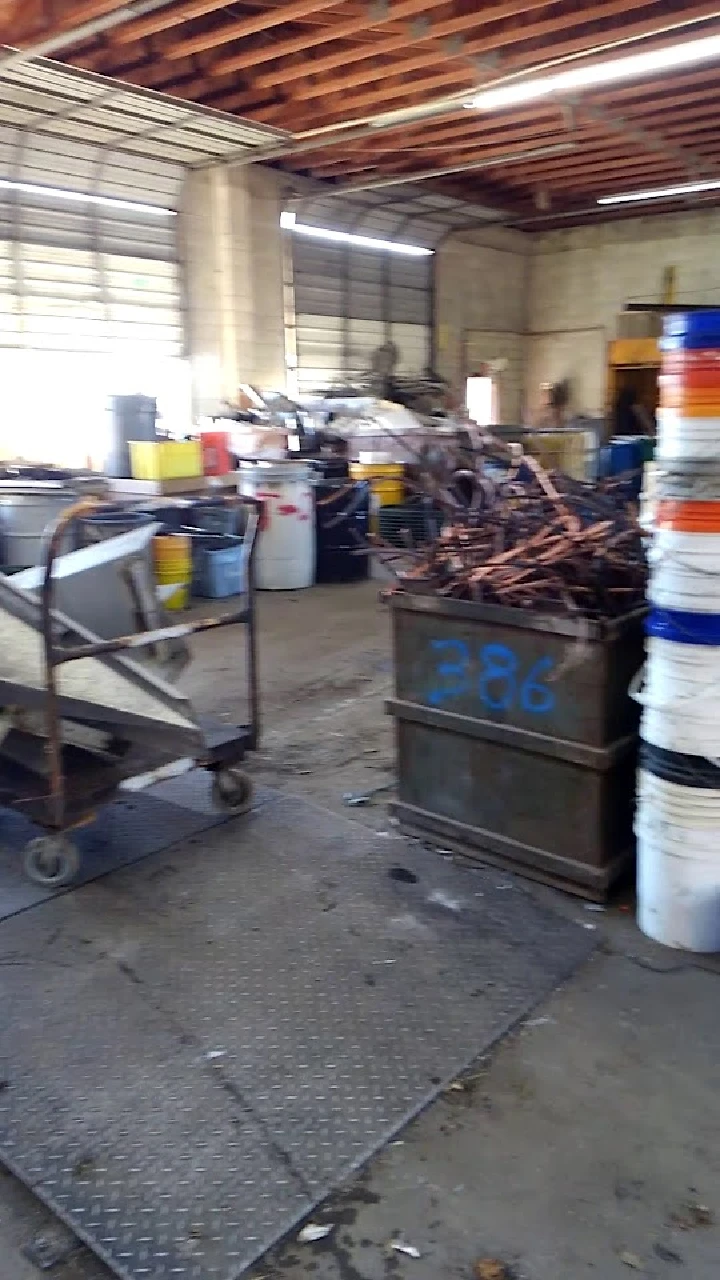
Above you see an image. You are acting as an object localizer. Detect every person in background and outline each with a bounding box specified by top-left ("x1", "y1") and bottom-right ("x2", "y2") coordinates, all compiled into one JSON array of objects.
[
  {"x1": 533, "y1": 379, "x2": 571, "y2": 428},
  {"x1": 613, "y1": 385, "x2": 654, "y2": 436}
]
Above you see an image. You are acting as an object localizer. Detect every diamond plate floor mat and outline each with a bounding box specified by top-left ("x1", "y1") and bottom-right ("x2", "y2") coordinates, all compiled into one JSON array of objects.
[
  {"x1": 0, "y1": 787, "x2": 225, "y2": 923},
  {"x1": 0, "y1": 791, "x2": 594, "y2": 1280}
]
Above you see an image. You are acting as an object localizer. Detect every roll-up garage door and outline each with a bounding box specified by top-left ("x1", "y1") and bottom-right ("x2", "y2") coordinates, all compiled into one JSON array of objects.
[
  {"x1": 290, "y1": 206, "x2": 433, "y2": 397},
  {"x1": 0, "y1": 135, "x2": 182, "y2": 357}
]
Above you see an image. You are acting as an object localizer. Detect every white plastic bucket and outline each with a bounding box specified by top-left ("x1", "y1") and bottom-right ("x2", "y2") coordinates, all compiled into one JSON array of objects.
[
  {"x1": 636, "y1": 771, "x2": 720, "y2": 952},
  {"x1": 648, "y1": 529, "x2": 720, "y2": 612},
  {"x1": 656, "y1": 410, "x2": 720, "y2": 462},
  {"x1": 655, "y1": 464, "x2": 720, "y2": 503},
  {"x1": 633, "y1": 639, "x2": 720, "y2": 760},
  {"x1": 239, "y1": 461, "x2": 315, "y2": 590}
]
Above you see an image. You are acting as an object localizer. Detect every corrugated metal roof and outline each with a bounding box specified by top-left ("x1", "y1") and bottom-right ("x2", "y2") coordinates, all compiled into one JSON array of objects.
[{"x1": 0, "y1": 57, "x2": 289, "y2": 205}]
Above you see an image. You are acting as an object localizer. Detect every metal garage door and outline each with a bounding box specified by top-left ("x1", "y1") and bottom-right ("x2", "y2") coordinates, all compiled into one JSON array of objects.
[
  {"x1": 0, "y1": 56, "x2": 285, "y2": 463},
  {"x1": 289, "y1": 202, "x2": 434, "y2": 397},
  {"x1": 0, "y1": 56, "x2": 286, "y2": 361},
  {"x1": 0, "y1": 137, "x2": 182, "y2": 357}
]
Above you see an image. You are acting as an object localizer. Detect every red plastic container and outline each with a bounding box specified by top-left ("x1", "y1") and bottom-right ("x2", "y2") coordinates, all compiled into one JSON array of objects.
[{"x1": 200, "y1": 430, "x2": 231, "y2": 476}]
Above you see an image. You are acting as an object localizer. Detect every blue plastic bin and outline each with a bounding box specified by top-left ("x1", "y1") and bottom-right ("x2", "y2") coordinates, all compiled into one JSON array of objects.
[{"x1": 191, "y1": 534, "x2": 245, "y2": 599}]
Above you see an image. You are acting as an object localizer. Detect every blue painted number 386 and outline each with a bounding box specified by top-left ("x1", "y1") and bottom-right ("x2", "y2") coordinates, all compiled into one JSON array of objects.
[{"x1": 427, "y1": 638, "x2": 556, "y2": 716}]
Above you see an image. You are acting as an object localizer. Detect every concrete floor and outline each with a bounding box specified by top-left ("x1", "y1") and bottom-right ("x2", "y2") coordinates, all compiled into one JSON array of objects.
[{"x1": 1, "y1": 581, "x2": 718, "y2": 1280}]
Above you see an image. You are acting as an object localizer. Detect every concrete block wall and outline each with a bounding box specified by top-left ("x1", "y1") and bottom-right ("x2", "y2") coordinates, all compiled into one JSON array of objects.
[
  {"x1": 180, "y1": 165, "x2": 287, "y2": 416},
  {"x1": 434, "y1": 226, "x2": 529, "y2": 423},
  {"x1": 528, "y1": 209, "x2": 720, "y2": 417}
]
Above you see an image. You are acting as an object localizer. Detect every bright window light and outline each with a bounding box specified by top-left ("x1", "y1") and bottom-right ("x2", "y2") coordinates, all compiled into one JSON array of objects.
[
  {"x1": 598, "y1": 179, "x2": 720, "y2": 205},
  {"x1": 467, "y1": 31, "x2": 720, "y2": 112},
  {"x1": 280, "y1": 210, "x2": 432, "y2": 256},
  {"x1": 466, "y1": 376, "x2": 496, "y2": 427},
  {"x1": 0, "y1": 178, "x2": 175, "y2": 217}
]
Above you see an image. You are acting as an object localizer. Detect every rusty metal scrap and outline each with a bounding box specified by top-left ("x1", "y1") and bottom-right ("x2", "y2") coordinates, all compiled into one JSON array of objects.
[{"x1": 389, "y1": 455, "x2": 646, "y2": 620}]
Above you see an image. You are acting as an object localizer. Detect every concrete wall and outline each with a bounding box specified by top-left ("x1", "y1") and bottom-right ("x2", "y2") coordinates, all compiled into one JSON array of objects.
[
  {"x1": 181, "y1": 165, "x2": 287, "y2": 416},
  {"x1": 181, "y1": 173, "x2": 720, "y2": 425},
  {"x1": 434, "y1": 226, "x2": 529, "y2": 423},
  {"x1": 527, "y1": 209, "x2": 720, "y2": 417}
]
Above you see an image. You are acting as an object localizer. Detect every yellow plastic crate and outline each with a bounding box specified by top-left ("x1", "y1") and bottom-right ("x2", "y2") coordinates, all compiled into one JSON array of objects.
[{"x1": 129, "y1": 440, "x2": 203, "y2": 482}]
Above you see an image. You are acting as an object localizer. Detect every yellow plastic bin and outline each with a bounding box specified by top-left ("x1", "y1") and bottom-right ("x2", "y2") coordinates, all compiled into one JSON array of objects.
[
  {"x1": 130, "y1": 440, "x2": 203, "y2": 482},
  {"x1": 349, "y1": 462, "x2": 405, "y2": 531},
  {"x1": 153, "y1": 533, "x2": 191, "y2": 611}
]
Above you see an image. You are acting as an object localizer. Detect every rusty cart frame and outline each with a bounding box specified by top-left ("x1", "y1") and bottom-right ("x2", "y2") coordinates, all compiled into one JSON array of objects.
[{"x1": 0, "y1": 493, "x2": 262, "y2": 887}]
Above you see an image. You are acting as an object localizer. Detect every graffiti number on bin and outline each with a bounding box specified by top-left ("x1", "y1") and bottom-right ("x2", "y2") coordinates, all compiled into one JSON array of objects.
[{"x1": 427, "y1": 639, "x2": 555, "y2": 715}]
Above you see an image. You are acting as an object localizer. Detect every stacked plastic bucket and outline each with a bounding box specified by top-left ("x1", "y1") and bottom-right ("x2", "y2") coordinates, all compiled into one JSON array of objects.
[{"x1": 635, "y1": 311, "x2": 720, "y2": 952}]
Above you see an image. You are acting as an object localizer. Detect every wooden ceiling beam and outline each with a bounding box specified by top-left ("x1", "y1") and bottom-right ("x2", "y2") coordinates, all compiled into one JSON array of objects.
[
  {"x1": 496, "y1": 0, "x2": 720, "y2": 79},
  {"x1": 113, "y1": 0, "x2": 344, "y2": 48},
  {"x1": 290, "y1": 0, "x2": 659, "y2": 102},
  {"x1": 256, "y1": 61, "x2": 480, "y2": 128},
  {"x1": 301, "y1": 102, "x2": 566, "y2": 166},
  {"x1": 253, "y1": 0, "x2": 556, "y2": 88},
  {"x1": 309, "y1": 117, "x2": 578, "y2": 178},
  {"x1": 53, "y1": 0, "x2": 138, "y2": 29},
  {"x1": 615, "y1": 99, "x2": 720, "y2": 131},
  {"x1": 208, "y1": 0, "x2": 451, "y2": 75},
  {"x1": 556, "y1": 165, "x2": 700, "y2": 194},
  {"x1": 110, "y1": 0, "x2": 415, "y2": 46},
  {"x1": 590, "y1": 65, "x2": 719, "y2": 107},
  {"x1": 296, "y1": 69, "x2": 719, "y2": 168},
  {"x1": 506, "y1": 161, "x2": 685, "y2": 196},
  {"x1": 502, "y1": 144, "x2": 720, "y2": 183},
  {"x1": 272, "y1": 0, "x2": 720, "y2": 131}
]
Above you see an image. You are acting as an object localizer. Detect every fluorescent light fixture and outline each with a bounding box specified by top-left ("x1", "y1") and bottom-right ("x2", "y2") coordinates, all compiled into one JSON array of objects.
[
  {"x1": 598, "y1": 179, "x2": 720, "y2": 206},
  {"x1": 280, "y1": 210, "x2": 431, "y2": 255},
  {"x1": 467, "y1": 31, "x2": 720, "y2": 112},
  {"x1": 0, "y1": 178, "x2": 175, "y2": 216}
]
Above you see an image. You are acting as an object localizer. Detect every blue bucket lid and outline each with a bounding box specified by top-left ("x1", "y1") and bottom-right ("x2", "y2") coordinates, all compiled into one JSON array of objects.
[
  {"x1": 663, "y1": 311, "x2": 720, "y2": 342},
  {"x1": 646, "y1": 607, "x2": 720, "y2": 646}
]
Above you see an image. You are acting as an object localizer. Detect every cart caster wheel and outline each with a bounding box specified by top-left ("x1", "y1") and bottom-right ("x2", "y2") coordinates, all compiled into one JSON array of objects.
[
  {"x1": 211, "y1": 767, "x2": 254, "y2": 815},
  {"x1": 22, "y1": 836, "x2": 81, "y2": 888}
]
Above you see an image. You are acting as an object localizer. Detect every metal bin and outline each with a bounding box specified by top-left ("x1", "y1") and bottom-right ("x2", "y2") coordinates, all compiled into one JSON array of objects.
[{"x1": 387, "y1": 594, "x2": 645, "y2": 899}]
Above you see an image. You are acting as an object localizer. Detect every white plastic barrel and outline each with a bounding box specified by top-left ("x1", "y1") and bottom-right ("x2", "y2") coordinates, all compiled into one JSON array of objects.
[
  {"x1": 657, "y1": 410, "x2": 720, "y2": 462},
  {"x1": 648, "y1": 530, "x2": 720, "y2": 612},
  {"x1": 636, "y1": 770, "x2": 720, "y2": 951},
  {"x1": 239, "y1": 460, "x2": 315, "y2": 590},
  {"x1": 633, "y1": 638, "x2": 720, "y2": 760}
]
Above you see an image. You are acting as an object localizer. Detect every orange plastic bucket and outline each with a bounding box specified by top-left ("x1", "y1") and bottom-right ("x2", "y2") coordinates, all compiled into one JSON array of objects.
[
  {"x1": 659, "y1": 394, "x2": 720, "y2": 415},
  {"x1": 660, "y1": 368, "x2": 720, "y2": 393},
  {"x1": 655, "y1": 499, "x2": 720, "y2": 533},
  {"x1": 662, "y1": 349, "x2": 720, "y2": 372}
]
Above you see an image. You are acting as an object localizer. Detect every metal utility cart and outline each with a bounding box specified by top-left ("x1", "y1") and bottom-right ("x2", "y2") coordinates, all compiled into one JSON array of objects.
[{"x1": 0, "y1": 495, "x2": 262, "y2": 888}]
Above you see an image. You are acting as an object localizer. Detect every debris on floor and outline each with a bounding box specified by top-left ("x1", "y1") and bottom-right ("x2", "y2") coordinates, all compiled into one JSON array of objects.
[
  {"x1": 654, "y1": 1243, "x2": 684, "y2": 1264},
  {"x1": 669, "y1": 1201, "x2": 714, "y2": 1230},
  {"x1": 473, "y1": 1259, "x2": 513, "y2": 1280},
  {"x1": 389, "y1": 1239, "x2": 422, "y2": 1259},
  {"x1": 342, "y1": 781, "x2": 394, "y2": 806},
  {"x1": 618, "y1": 1249, "x2": 644, "y2": 1270},
  {"x1": 22, "y1": 1226, "x2": 79, "y2": 1271},
  {"x1": 298, "y1": 1223, "x2": 334, "y2": 1243}
]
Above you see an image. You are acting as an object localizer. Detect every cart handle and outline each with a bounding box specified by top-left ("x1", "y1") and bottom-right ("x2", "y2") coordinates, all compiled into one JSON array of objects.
[{"x1": 39, "y1": 493, "x2": 263, "y2": 829}]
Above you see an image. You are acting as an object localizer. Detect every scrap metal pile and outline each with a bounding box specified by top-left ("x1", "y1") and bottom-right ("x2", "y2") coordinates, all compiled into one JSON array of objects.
[{"x1": 388, "y1": 450, "x2": 647, "y2": 621}]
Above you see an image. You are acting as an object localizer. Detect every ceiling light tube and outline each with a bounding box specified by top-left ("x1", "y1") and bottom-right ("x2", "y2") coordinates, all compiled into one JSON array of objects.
[
  {"x1": 598, "y1": 179, "x2": 720, "y2": 205},
  {"x1": 467, "y1": 31, "x2": 720, "y2": 112},
  {"x1": 280, "y1": 212, "x2": 431, "y2": 255},
  {"x1": 0, "y1": 178, "x2": 175, "y2": 216}
]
